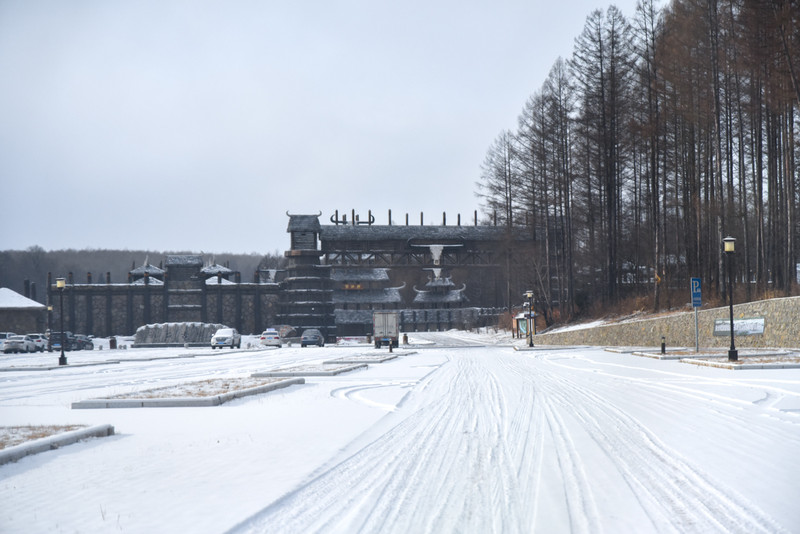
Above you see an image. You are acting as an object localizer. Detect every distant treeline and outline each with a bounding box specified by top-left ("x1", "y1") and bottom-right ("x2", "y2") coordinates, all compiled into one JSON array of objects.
[{"x1": 0, "y1": 246, "x2": 286, "y2": 304}]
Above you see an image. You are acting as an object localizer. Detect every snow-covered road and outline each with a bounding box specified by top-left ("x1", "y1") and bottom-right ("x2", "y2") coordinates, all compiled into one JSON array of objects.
[{"x1": 1, "y1": 333, "x2": 799, "y2": 533}]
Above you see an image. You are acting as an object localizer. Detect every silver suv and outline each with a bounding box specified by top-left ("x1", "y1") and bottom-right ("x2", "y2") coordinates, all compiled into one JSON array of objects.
[{"x1": 210, "y1": 328, "x2": 241, "y2": 349}]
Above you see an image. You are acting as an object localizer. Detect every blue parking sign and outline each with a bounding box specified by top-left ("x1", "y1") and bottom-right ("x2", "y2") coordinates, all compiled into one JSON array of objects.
[{"x1": 690, "y1": 278, "x2": 702, "y2": 308}]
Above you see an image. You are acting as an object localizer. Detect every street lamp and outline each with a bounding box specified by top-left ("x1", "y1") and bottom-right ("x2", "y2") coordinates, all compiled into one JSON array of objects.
[
  {"x1": 47, "y1": 305, "x2": 53, "y2": 351},
  {"x1": 524, "y1": 290, "x2": 534, "y2": 347},
  {"x1": 57, "y1": 277, "x2": 67, "y2": 366},
  {"x1": 723, "y1": 236, "x2": 737, "y2": 362}
]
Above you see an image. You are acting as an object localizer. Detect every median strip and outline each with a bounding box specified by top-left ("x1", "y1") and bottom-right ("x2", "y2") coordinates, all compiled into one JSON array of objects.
[
  {"x1": 71, "y1": 377, "x2": 305, "y2": 409},
  {"x1": 0, "y1": 424, "x2": 115, "y2": 466}
]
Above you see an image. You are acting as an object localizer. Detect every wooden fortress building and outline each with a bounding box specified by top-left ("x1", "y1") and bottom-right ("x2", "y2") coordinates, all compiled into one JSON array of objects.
[{"x1": 47, "y1": 211, "x2": 512, "y2": 340}]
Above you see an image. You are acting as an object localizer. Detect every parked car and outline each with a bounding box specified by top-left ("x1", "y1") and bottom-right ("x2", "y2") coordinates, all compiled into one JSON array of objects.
[
  {"x1": 50, "y1": 331, "x2": 76, "y2": 352},
  {"x1": 210, "y1": 328, "x2": 241, "y2": 349},
  {"x1": 259, "y1": 329, "x2": 282, "y2": 348},
  {"x1": 26, "y1": 333, "x2": 47, "y2": 352},
  {"x1": 74, "y1": 334, "x2": 94, "y2": 351},
  {"x1": 273, "y1": 325, "x2": 300, "y2": 345},
  {"x1": 3, "y1": 335, "x2": 36, "y2": 353},
  {"x1": 300, "y1": 328, "x2": 325, "y2": 347},
  {"x1": 0, "y1": 332, "x2": 16, "y2": 353}
]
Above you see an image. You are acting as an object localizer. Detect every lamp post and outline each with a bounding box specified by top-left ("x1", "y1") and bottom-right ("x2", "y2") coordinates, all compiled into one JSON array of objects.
[
  {"x1": 723, "y1": 236, "x2": 737, "y2": 362},
  {"x1": 524, "y1": 290, "x2": 534, "y2": 347},
  {"x1": 47, "y1": 305, "x2": 53, "y2": 352},
  {"x1": 57, "y1": 277, "x2": 67, "y2": 366}
]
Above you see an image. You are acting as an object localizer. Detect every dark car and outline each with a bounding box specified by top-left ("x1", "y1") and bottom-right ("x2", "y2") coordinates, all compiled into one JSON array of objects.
[
  {"x1": 50, "y1": 331, "x2": 76, "y2": 352},
  {"x1": 74, "y1": 335, "x2": 94, "y2": 351},
  {"x1": 300, "y1": 328, "x2": 324, "y2": 347}
]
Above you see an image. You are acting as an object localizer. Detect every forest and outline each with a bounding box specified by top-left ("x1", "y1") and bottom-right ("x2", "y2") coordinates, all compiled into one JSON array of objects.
[{"x1": 476, "y1": 0, "x2": 800, "y2": 324}]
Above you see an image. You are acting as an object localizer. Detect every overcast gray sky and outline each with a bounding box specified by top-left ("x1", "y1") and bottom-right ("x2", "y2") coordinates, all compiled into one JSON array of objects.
[{"x1": 0, "y1": 0, "x2": 641, "y2": 255}]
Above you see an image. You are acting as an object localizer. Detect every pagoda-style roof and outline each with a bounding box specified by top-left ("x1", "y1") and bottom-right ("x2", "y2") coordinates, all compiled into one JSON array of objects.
[
  {"x1": 330, "y1": 268, "x2": 390, "y2": 282},
  {"x1": 424, "y1": 276, "x2": 456, "y2": 289},
  {"x1": 287, "y1": 214, "x2": 322, "y2": 233},
  {"x1": 131, "y1": 276, "x2": 165, "y2": 286},
  {"x1": 165, "y1": 255, "x2": 203, "y2": 267},
  {"x1": 130, "y1": 264, "x2": 165, "y2": 276},
  {"x1": 205, "y1": 276, "x2": 236, "y2": 286},
  {"x1": 201, "y1": 264, "x2": 233, "y2": 276},
  {"x1": 333, "y1": 287, "x2": 403, "y2": 305},
  {"x1": 413, "y1": 285, "x2": 468, "y2": 304}
]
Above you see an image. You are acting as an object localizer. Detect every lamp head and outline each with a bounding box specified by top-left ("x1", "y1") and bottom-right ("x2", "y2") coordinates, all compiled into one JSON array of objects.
[
  {"x1": 723, "y1": 236, "x2": 735, "y2": 254},
  {"x1": 56, "y1": 278, "x2": 66, "y2": 289}
]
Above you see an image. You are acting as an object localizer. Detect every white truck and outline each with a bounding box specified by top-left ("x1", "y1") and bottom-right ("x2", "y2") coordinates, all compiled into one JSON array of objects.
[{"x1": 373, "y1": 311, "x2": 400, "y2": 348}]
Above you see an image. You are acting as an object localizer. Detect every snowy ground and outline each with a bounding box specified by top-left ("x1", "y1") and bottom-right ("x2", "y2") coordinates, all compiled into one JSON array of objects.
[{"x1": 1, "y1": 331, "x2": 799, "y2": 533}]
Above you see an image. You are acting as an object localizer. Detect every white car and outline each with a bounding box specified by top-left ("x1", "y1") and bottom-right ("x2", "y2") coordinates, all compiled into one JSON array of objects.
[
  {"x1": 3, "y1": 335, "x2": 36, "y2": 353},
  {"x1": 259, "y1": 329, "x2": 282, "y2": 348},
  {"x1": 0, "y1": 332, "x2": 15, "y2": 353},
  {"x1": 26, "y1": 333, "x2": 47, "y2": 352},
  {"x1": 210, "y1": 328, "x2": 241, "y2": 349}
]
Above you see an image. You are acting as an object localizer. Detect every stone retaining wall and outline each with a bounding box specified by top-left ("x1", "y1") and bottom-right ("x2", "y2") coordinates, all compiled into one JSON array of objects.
[{"x1": 535, "y1": 296, "x2": 800, "y2": 348}]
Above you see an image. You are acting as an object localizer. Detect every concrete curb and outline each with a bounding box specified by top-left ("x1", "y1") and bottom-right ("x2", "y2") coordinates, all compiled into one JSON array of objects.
[
  {"x1": 71, "y1": 378, "x2": 305, "y2": 409},
  {"x1": 324, "y1": 356, "x2": 397, "y2": 364},
  {"x1": 0, "y1": 424, "x2": 115, "y2": 466},
  {"x1": 514, "y1": 345, "x2": 587, "y2": 352},
  {"x1": 632, "y1": 351, "x2": 697, "y2": 360},
  {"x1": 681, "y1": 358, "x2": 800, "y2": 370},
  {"x1": 605, "y1": 346, "x2": 690, "y2": 354},
  {"x1": 0, "y1": 361, "x2": 120, "y2": 372},
  {"x1": 631, "y1": 349, "x2": 795, "y2": 363},
  {"x1": 323, "y1": 351, "x2": 418, "y2": 364},
  {"x1": 252, "y1": 364, "x2": 367, "y2": 377}
]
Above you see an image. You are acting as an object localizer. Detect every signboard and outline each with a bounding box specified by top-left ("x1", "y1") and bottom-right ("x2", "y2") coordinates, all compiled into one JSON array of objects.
[
  {"x1": 690, "y1": 278, "x2": 702, "y2": 308},
  {"x1": 517, "y1": 319, "x2": 528, "y2": 335},
  {"x1": 713, "y1": 317, "x2": 765, "y2": 336}
]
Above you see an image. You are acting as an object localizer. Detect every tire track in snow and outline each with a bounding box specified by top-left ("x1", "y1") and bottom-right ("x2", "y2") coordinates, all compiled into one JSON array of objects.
[
  {"x1": 229, "y1": 352, "x2": 541, "y2": 534},
  {"x1": 229, "y1": 349, "x2": 791, "y2": 533},
  {"x1": 534, "y1": 363, "x2": 787, "y2": 534}
]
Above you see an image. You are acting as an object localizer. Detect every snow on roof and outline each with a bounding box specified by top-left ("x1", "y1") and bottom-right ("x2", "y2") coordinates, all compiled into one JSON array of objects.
[
  {"x1": 412, "y1": 287, "x2": 469, "y2": 304},
  {"x1": 0, "y1": 288, "x2": 46, "y2": 310},
  {"x1": 320, "y1": 224, "x2": 510, "y2": 243},
  {"x1": 333, "y1": 288, "x2": 402, "y2": 304},
  {"x1": 424, "y1": 276, "x2": 456, "y2": 288},
  {"x1": 287, "y1": 214, "x2": 321, "y2": 233},
  {"x1": 130, "y1": 277, "x2": 165, "y2": 286},
  {"x1": 330, "y1": 268, "x2": 390, "y2": 282},
  {"x1": 130, "y1": 264, "x2": 165, "y2": 276},
  {"x1": 165, "y1": 255, "x2": 203, "y2": 266},
  {"x1": 205, "y1": 277, "x2": 236, "y2": 285},
  {"x1": 201, "y1": 264, "x2": 233, "y2": 275}
]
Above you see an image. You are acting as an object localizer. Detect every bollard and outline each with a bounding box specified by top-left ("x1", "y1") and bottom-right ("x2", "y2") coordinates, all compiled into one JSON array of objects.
[
  {"x1": 389, "y1": 343, "x2": 393, "y2": 353},
  {"x1": 403, "y1": 333, "x2": 408, "y2": 345},
  {"x1": 661, "y1": 336, "x2": 666, "y2": 355}
]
